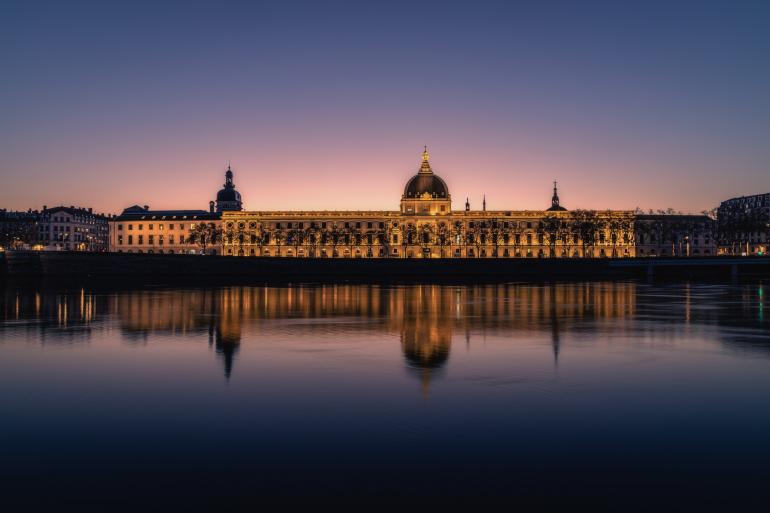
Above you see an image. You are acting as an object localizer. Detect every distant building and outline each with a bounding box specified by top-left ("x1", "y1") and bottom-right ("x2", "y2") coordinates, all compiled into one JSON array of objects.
[
  {"x1": 0, "y1": 209, "x2": 40, "y2": 250},
  {"x1": 717, "y1": 193, "x2": 769, "y2": 256},
  {"x1": 634, "y1": 215, "x2": 716, "y2": 257},
  {"x1": 38, "y1": 206, "x2": 110, "y2": 251},
  {"x1": 1, "y1": 206, "x2": 109, "y2": 251}
]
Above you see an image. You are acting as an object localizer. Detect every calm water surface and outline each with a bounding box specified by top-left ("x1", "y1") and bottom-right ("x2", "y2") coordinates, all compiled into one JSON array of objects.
[{"x1": 1, "y1": 282, "x2": 769, "y2": 511}]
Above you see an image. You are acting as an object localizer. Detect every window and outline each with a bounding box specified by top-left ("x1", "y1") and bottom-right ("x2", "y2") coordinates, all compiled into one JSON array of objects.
[
  {"x1": 367, "y1": 222, "x2": 373, "y2": 229},
  {"x1": 179, "y1": 235, "x2": 185, "y2": 244},
  {"x1": 179, "y1": 224, "x2": 184, "y2": 230},
  {"x1": 138, "y1": 235, "x2": 144, "y2": 244},
  {"x1": 138, "y1": 224, "x2": 143, "y2": 230},
  {"x1": 118, "y1": 224, "x2": 123, "y2": 230},
  {"x1": 158, "y1": 235, "x2": 164, "y2": 245},
  {"x1": 169, "y1": 224, "x2": 174, "y2": 230},
  {"x1": 159, "y1": 224, "x2": 164, "y2": 230},
  {"x1": 440, "y1": 205, "x2": 446, "y2": 212},
  {"x1": 128, "y1": 235, "x2": 133, "y2": 245},
  {"x1": 149, "y1": 224, "x2": 154, "y2": 230},
  {"x1": 148, "y1": 234, "x2": 154, "y2": 244},
  {"x1": 169, "y1": 235, "x2": 174, "y2": 245},
  {"x1": 118, "y1": 235, "x2": 123, "y2": 245}
]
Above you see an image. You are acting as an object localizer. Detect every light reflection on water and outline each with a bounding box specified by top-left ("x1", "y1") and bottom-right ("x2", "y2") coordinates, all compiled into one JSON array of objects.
[{"x1": 0, "y1": 282, "x2": 768, "y2": 510}]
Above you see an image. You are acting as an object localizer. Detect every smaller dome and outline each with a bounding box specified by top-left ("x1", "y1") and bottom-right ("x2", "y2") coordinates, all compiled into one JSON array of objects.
[
  {"x1": 215, "y1": 165, "x2": 243, "y2": 212},
  {"x1": 217, "y1": 188, "x2": 241, "y2": 202}
]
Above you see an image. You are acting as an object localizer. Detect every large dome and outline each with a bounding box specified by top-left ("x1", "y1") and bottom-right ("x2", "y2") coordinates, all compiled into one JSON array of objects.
[
  {"x1": 403, "y1": 174, "x2": 449, "y2": 198},
  {"x1": 402, "y1": 148, "x2": 450, "y2": 199}
]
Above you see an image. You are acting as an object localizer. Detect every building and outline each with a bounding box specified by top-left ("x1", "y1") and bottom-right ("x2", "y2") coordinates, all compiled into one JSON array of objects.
[
  {"x1": 634, "y1": 215, "x2": 716, "y2": 257},
  {"x1": 108, "y1": 165, "x2": 245, "y2": 254},
  {"x1": 717, "y1": 193, "x2": 769, "y2": 256},
  {"x1": 0, "y1": 209, "x2": 40, "y2": 250},
  {"x1": 2, "y1": 206, "x2": 109, "y2": 252},
  {"x1": 109, "y1": 206, "x2": 222, "y2": 255},
  {"x1": 105, "y1": 150, "x2": 715, "y2": 258},
  {"x1": 220, "y1": 148, "x2": 705, "y2": 258},
  {"x1": 37, "y1": 206, "x2": 110, "y2": 251}
]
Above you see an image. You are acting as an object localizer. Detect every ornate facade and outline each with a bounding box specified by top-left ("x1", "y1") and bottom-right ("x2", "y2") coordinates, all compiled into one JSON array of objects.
[{"x1": 221, "y1": 148, "x2": 712, "y2": 258}]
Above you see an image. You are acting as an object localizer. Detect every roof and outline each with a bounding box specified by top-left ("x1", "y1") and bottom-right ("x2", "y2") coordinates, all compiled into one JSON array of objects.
[
  {"x1": 114, "y1": 207, "x2": 221, "y2": 221},
  {"x1": 45, "y1": 206, "x2": 108, "y2": 219}
]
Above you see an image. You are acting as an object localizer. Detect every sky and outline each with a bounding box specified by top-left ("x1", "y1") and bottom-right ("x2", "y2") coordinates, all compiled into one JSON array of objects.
[{"x1": 1, "y1": 0, "x2": 769, "y2": 215}]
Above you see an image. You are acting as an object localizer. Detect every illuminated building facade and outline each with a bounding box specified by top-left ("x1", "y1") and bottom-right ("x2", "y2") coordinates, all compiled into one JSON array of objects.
[
  {"x1": 221, "y1": 149, "x2": 713, "y2": 258},
  {"x1": 1, "y1": 206, "x2": 109, "y2": 252},
  {"x1": 108, "y1": 165, "x2": 244, "y2": 254}
]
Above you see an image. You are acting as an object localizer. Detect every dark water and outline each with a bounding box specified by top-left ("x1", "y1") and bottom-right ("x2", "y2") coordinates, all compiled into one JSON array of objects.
[{"x1": 0, "y1": 282, "x2": 768, "y2": 511}]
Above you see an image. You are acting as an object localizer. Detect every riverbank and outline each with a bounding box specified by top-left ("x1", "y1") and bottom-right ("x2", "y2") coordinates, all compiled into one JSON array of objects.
[{"x1": 2, "y1": 251, "x2": 769, "y2": 284}]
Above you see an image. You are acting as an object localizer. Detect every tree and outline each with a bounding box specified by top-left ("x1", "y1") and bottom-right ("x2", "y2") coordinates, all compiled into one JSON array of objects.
[
  {"x1": 419, "y1": 223, "x2": 435, "y2": 257},
  {"x1": 488, "y1": 220, "x2": 504, "y2": 257},
  {"x1": 304, "y1": 225, "x2": 320, "y2": 257},
  {"x1": 286, "y1": 226, "x2": 305, "y2": 256},
  {"x1": 606, "y1": 215, "x2": 632, "y2": 258},
  {"x1": 541, "y1": 214, "x2": 566, "y2": 257},
  {"x1": 272, "y1": 228, "x2": 285, "y2": 256},
  {"x1": 436, "y1": 222, "x2": 451, "y2": 258},
  {"x1": 451, "y1": 220, "x2": 465, "y2": 257},
  {"x1": 465, "y1": 222, "x2": 482, "y2": 257},
  {"x1": 324, "y1": 223, "x2": 344, "y2": 257},
  {"x1": 571, "y1": 210, "x2": 600, "y2": 257},
  {"x1": 375, "y1": 224, "x2": 390, "y2": 257},
  {"x1": 345, "y1": 224, "x2": 362, "y2": 257},
  {"x1": 401, "y1": 223, "x2": 417, "y2": 257},
  {"x1": 186, "y1": 223, "x2": 223, "y2": 254}
]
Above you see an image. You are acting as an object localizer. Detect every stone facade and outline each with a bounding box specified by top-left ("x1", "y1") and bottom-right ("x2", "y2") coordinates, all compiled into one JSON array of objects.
[
  {"x1": 717, "y1": 193, "x2": 770, "y2": 256},
  {"x1": 1, "y1": 206, "x2": 109, "y2": 252},
  {"x1": 38, "y1": 206, "x2": 110, "y2": 251},
  {"x1": 109, "y1": 206, "x2": 222, "y2": 255},
  {"x1": 220, "y1": 150, "x2": 711, "y2": 258}
]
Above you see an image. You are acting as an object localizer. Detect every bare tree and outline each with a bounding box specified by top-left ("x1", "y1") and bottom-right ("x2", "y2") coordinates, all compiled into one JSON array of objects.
[
  {"x1": 571, "y1": 210, "x2": 600, "y2": 257},
  {"x1": 187, "y1": 223, "x2": 223, "y2": 254}
]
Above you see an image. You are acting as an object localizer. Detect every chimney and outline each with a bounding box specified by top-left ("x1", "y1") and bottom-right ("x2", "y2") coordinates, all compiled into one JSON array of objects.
[
  {"x1": 143, "y1": 205, "x2": 149, "y2": 211},
  {"x1": 43, "y1": 205, "x2": 47, "y2": 211},
  {"x1": 88, "y1": 208, "x2": 93, "y2": 213}
]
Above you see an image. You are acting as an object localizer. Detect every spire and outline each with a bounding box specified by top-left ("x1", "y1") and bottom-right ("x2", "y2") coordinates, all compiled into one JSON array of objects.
[
  {"x1": 551, "y1": 180, "x2": 560, "y2": 208},
  {"x1": 465, "y1": 197, "x2": 470, "y2": 211},
  {"x1": 225, "y1": 164, "x2": 234, "y2": 187},
  {"x1": 483, "y1": 194, "x2": 486, "y2": 211},
  {"x1": 419, "y1": 146, "x2": 432, "y2": 174}
]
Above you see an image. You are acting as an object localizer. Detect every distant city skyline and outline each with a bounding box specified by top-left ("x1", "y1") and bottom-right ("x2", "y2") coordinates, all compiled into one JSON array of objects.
[{"x1": 2, "y1": 1, "x2": 769, "y2": 214}]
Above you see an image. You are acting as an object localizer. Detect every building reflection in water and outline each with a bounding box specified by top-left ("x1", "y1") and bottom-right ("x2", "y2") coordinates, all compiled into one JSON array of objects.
[{"x1": 2, "y1": 282, "x2": 768, "y2": 389}]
